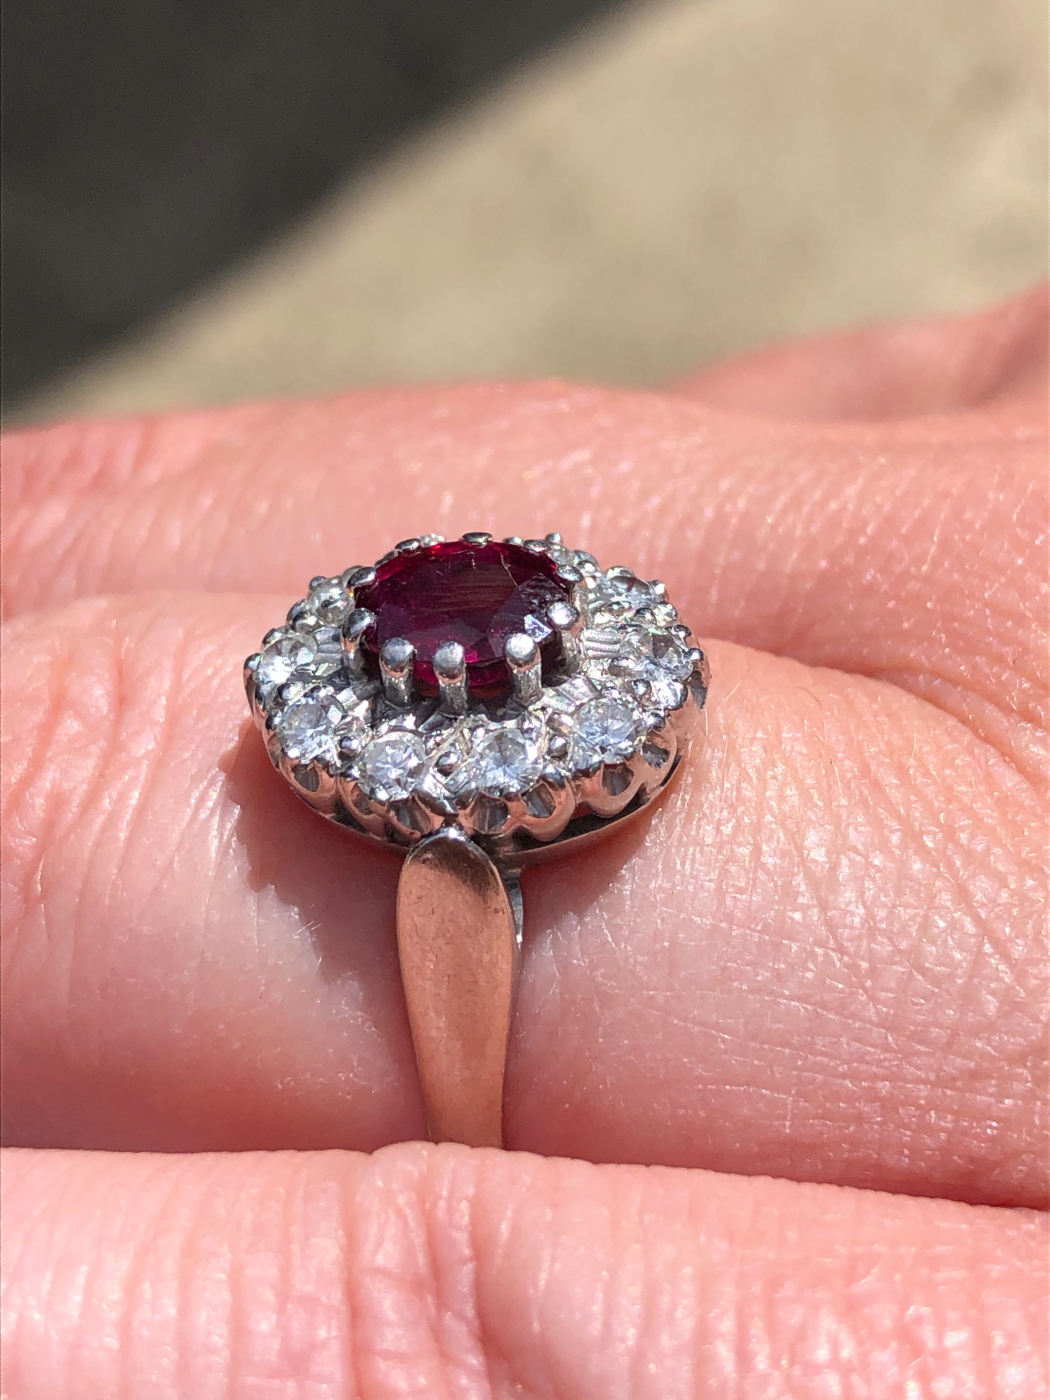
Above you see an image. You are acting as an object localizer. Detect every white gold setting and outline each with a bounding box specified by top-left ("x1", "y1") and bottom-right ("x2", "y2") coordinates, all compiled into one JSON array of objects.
[{"x1": 246, "y1": 532, "x2": 709, "y2": 860}]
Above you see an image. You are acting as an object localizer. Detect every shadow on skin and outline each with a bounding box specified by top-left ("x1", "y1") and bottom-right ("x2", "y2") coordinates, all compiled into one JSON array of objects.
[
  {"x1": 223, "y1": 712, "x2": 660, "y2": 988},
  {"x1": 519, "y1": 795, "x2": 661, "y2": 948},
  {"x1": 219, "y1": 721, "x2": 403, "y2": 989},
  {"x1": 510, "y1": 793, "x2": 665, "y2": 1130},
  {"x1": 220, "y1": 715, "x2": 675, "y2": 1158}
]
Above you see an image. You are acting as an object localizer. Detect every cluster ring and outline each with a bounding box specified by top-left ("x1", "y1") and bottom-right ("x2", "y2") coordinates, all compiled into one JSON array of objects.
[{"x1": 246, "y1": 532, "x2": 708, "y2": 863}]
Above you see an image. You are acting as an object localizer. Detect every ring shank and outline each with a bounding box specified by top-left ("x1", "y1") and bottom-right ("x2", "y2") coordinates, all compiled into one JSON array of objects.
[{"x1": 396, "y1": 831, "x2": 519, "y2": 1148}]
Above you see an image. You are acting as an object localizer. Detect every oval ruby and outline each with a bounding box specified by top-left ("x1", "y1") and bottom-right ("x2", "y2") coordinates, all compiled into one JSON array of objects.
[{"x1": 356, "y1": 539, "x2": 569, "y2": 698}]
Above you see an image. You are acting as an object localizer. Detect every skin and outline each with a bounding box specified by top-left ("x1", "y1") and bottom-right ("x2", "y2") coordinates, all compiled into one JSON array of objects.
[{"x1": 1, "y1": 286, "x2": 1046, "y2": 1398}]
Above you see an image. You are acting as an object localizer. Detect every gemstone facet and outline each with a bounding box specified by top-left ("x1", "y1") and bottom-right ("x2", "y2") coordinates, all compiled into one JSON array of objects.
[
  {"x1": 468, "y1": 728, "x2": 542, "y2": 795},
  {"x1": 257, "y1": 632, "x2": 317, "y2": 696},
  {"x1": 356, "y1": 540, "x2": 569, "y2": 698},
  {"x1": 276, "y1": 690, "x2": 353, "y2": 763},
  {"x1": 358, "y1": 732, "x2": 427, "y2": 799},
  {"x1": 571, "y1": 696, "x2": 642, "y2": 768}
]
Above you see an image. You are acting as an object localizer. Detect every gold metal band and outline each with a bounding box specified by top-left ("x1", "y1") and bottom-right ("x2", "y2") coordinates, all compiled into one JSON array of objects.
[{"x1": 396, "y1": 831, "x2": 520, "y2": 1148}]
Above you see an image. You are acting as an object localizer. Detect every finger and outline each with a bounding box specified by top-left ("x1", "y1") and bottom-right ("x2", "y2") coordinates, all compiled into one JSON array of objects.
[
  {"x1": 669, "y1": 284, "x2": 1049, "y2": 420},
  {"x1": 6, "y1": 289, "x2": 1043, "y2": 515},
  {"x1": 1, "y1": 591, "x2": 424, "y2": 1154},
  {"x1": 3, "y1": 350, "x2": 1045, "y2": 784},
  {"x1": 3, "y1": 1144, "x2": 1046, "y2": 1400},
  {"x1": 3, "y1": 594, "x2": 1044, "y2": 1206}
]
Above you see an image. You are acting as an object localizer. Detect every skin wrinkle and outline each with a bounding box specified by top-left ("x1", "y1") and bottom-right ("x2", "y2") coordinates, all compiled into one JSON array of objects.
[
  {"x1": 885, "y1": 671, "x2": 1047, "y2": 781},
  {"x1": 45, "y1": 617, "x2": 137, "y2": 1031},
  {"x1": 734, "y1": 1183, "x2": 781, "y2": 1395},
  {"x1": 833, "y1": 679, "x2": 1036, "y2": 1052},
  {"x1": 453, "y1": 1169, "x2": 505, "y2": 1400},
  {"x1": 403, "y1": 1151, "x2": 464, "y2": 1398},
  {"x1": 857, "y1": 746, "x2": 1005, "y2": 1038},
  {"x1": 112, "y1": 606, "x2": 192, "y2": 858},
  {"x1": 336, "y1": 1171, "x2": 363, "y2": 1400},
  {"x1": 2, "y1": 1160, "x2": 62, "y2": 1372},
  {"x1": 14, "y1": 1163, "x2": 68, "y2": 1392},
  {"x1": 382, "y1": 1152, "x2": 476, "y2": 1398},
  {"x1": 224, "y1": 1167, "x2": 259, "y2": 1397},
  {"x1": 96, "y1": 620, "x2": 237, "y2": 1076},
  {"x1": 260, "y1": 1159, "x2": 330, "y2": 1393},
  {"x1": 152, "y1": 1157, "x2": 203, "y2": 1400},
  {"x1": 4, "y1": 411, "x2": 193, "y2": 506},
  {"x1": 894, "y1": 788, "x2": 1039, "y2": 1075},
  {"x1": 61, "y1": 1154, "x2": 127, "y2": 1391},
  {"x1": 728, "y1": 682, "x2": 887, "y2": 1021},
  {"x1": 179, "y1": 790, "x2": 242, "y2": 1047},
  {"x1": 118, "y1": 1157, "x2": 189, "y2": 1400},
  {"x1": 0, "y1": 637, "x2": 67, "y2": 952}
]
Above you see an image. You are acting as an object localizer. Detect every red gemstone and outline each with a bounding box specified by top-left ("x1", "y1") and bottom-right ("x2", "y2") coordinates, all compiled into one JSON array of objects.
[{"x1": 356, "y1": 540, "x2": 569, "y2": 698}]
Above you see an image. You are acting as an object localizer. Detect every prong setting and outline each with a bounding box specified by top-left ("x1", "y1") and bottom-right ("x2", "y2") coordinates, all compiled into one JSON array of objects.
[
  {"x1": 504, "y1": 632, "x2": 542, "y2": 704},
  {"x1": 341, "y1": 607, "x2": 375, "y2": 673},
  {"x1": 434, "y1": 641, "x2": 469, "y2": 715},
  {"x1": 546, "y1": 599, "x2": 583, "y2": 674},
  {"x1": 380, "y1": 637, "x2": 415, "y2": 706}
]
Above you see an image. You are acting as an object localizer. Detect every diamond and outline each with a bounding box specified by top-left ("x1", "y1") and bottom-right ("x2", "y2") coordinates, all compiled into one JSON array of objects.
[
  {"x1": 310, "y1": 624, "x2": 347, "y2": 680},
  {"x1": 643, "y1": 601, "x2": 678, "y2": 628},
  {"x1": 276, "y1": 690, "x2": 353, "y2": 763},
  {"x1": 650, "y1": 632, "x2": 692, "y2": 679},
  {"x1": 571, "y1": 696, "x2": 642, "y2": 768},
  {"x1": 545, "y1": 543, "x2": 577, "y2": 569},
  {"x1": 355, "y1": 539, "x2": 570, "y2": 697},
  {"x1": 469, "y1": 728, "x2": 542, "y2": 795},
  {"x1": 603, "y1": 631, "x2": 690, "y2": 710},
  {"x1": 358, "y1": 731, "x2": 428, "y2": 799},
  {"x1": 257, "y1": 632, "x2": 318, "y2": 695},
  {"x1": 588, "y1": 571, "x2": 653, "y2": 617},
  {"x1": 308, "y1": 579, "x2": 351, "y2": 626},
  {"x1": 642, "y1": 633, "x2": 692, "y2": 709},
  {"x1": 645, "y1": 672, "x2": 686, "y2": 710}
]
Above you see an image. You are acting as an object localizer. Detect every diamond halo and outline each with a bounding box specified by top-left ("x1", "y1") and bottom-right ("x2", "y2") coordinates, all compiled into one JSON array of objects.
[{"x1": 245, "y1": 532, "x2": 709, "y2": 860}]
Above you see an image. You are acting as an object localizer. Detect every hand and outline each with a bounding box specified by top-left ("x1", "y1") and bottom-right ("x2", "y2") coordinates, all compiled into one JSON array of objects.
[{"x1": 3, "y1": 289, "x2": 1046, "y2": 1398}]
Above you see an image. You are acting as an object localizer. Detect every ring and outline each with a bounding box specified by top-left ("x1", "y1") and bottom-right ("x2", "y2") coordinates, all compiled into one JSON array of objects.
[{"x1": 245, "y1": 532, "x2": 709, "y2": 1148}]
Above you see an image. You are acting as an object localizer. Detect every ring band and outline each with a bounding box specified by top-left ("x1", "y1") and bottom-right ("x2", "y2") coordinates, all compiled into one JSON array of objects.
[
  {"x1": 398, "y1": 830, "x2": 519, "y2": 1147},
  {"x1": 246, "y1": 532, "x2": 708, "y2": 1146}
]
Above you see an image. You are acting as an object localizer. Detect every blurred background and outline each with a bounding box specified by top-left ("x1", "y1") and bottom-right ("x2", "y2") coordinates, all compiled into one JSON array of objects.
[{"x1": 4, "y1": 0, "x2": 1047, "y2": 425}]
